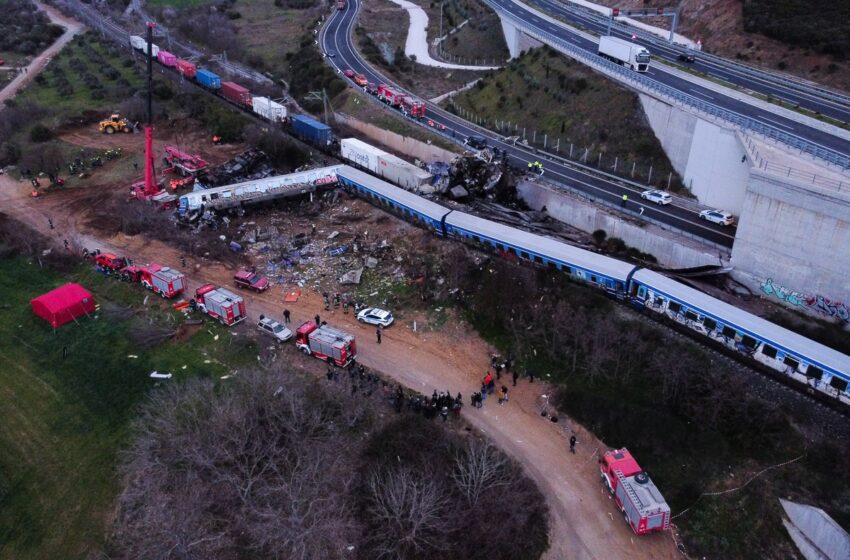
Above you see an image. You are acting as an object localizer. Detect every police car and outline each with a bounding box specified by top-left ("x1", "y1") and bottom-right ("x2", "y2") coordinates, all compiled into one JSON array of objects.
[{"x1": 356, "y1": 307, "x2": 394, "y2": 327}]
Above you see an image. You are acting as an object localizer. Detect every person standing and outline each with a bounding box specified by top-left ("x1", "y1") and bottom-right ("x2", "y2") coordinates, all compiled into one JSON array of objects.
[
  {"x1": 283, "y1": 309, "x2": 291, "y2": 324},
  {"x1": 621, "y1": 193, "x2": 628, "y2": 208},
  {"x1": 512, "y1": 368, "x2": 519, "y2": 387},
  {"x1": 314, "y1": 314, "x2": 321, "y2": 326},
  {"x1": 569, "y1": 435, "x2": 577, "y2": 454},
  {"x1": 376, "y1": 326, "x2": 382, "y2": 344}
]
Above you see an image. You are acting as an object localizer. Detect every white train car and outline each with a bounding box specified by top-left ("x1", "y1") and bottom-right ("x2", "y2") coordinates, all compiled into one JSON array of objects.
[{"x1": 178, "y1": 165, "x2": 342, "y2": 216}]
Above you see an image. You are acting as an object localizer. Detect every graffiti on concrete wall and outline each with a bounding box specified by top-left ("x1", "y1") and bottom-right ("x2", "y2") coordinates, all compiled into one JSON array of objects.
[{"x1": 760, "y1": 278, "x2": 850, "y2": 322}]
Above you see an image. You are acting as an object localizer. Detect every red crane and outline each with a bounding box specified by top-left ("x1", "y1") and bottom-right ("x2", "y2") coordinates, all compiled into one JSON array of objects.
[{"x1": 129, "y1": 22, "x2": 175, "y2": 207}]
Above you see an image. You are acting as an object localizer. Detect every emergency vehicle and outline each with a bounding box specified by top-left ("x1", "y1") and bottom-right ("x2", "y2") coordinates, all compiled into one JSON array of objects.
[
  {"x1": 599, "y1": 448, "x2": 670, "y2": 535},
  {"x1": 294, "y1": 321, "x2": 357, "y2": 367},
  {"x1": 121, "y1": 263, "x2": 186, "y2": 298},
  {"x1": 194, "y1": 284, "x2": 246, "y2": 326}
]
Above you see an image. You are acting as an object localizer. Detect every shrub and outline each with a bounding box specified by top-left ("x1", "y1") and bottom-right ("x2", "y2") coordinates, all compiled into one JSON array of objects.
[{"x1": 29, "y1": 124, "x2": 54, "y2": 143}]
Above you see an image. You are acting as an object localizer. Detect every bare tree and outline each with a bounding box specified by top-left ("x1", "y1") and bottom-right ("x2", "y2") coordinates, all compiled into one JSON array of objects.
[
  {"x1": 365, "y1": 467, "x2": 452, "y2": 559},
  {"x1": 452, "y1": 439, "x2": 511, "y2": 506}
]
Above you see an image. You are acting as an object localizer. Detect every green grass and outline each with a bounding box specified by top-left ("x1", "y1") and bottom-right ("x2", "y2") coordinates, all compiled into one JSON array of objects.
[
  {"x1": 16, "y1": 34, "x2": 143, "y2": 120},
  {"x1": 444, "y1": 46, "x2": 683, "y2": 191},
  {"x1": 0, "y1": 258, "x2": 254, "y2": 559}
]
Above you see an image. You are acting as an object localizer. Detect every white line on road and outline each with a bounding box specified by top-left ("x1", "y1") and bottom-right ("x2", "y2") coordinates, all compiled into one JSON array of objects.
[
  {"x1": 760, "y1": 116, "x2": 795, "y2": 130},
  {"x1": 688, "y1": 88, "x2": 714, "y2": 100}
]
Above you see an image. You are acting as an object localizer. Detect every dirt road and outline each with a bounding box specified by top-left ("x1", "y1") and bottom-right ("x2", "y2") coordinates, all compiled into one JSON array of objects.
[
  {"x1": 0, "y1": 2, "x2": 84, "y2": 106},
  {"x1": 0, "y1": 174, "x2": 680, "y2": 560}
]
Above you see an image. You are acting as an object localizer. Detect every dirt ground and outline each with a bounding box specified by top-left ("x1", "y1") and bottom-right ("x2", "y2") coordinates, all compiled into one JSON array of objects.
[{"x1": 0, "y1": 131, "x2": 682, "y2": 559}]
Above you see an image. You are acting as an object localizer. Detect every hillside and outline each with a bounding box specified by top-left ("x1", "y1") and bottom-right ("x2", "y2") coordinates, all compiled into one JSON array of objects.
[
  {"x1": 588, "y1": 0, "x2": 850, "y2": 93},
  {"x1": 443, "y1": 47, "x2": 683, "y2": 191}
]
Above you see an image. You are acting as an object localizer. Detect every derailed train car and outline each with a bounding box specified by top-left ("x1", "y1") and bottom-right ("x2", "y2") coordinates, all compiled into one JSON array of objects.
[{"x1": 335, "y1": 166, "x2": 850, "y2": 408}]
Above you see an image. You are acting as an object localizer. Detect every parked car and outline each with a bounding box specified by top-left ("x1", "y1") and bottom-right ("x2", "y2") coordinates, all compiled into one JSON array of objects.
[
  {"x1": 640, "y1": 189, "x2": 672, "y2": 205},
  {"x1": 678, "y1": 53, "x2": 696, "y2": 63},
  {"x1": 698, "y1": 209, "x2": 735, "y2": 226},
  {"x1": 343, "y1": 69, "x2": 355, "y2": 78},
  {"x1": 257, "y1": 315, "x2": 293, "y2": 342},
  {"x1": 357, "y1": 307, "x2": 394, "y2": 327},
  {"x1": 233, "y1": 267, "x2": 269, "y2": 292},
  {"x1": 325, "y1": 51, "x2": 336, "y2": 58}
]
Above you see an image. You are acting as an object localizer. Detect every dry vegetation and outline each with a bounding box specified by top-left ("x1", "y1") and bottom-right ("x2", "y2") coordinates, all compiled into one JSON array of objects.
[
  {"x1": 109, "y1": 369, "x2": 549, "y2": 559},
  {"x1": 432, "y1": 243, "x2": 850, "y2": 559}
]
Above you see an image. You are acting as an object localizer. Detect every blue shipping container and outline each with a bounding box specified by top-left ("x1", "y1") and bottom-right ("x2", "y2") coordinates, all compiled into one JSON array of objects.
[
  {"x1": 291, "y1": 115, "x2": 331, "y2": 147},
  {"x1": 196, "y1": 69, "x2": 221, "y2": 90}
]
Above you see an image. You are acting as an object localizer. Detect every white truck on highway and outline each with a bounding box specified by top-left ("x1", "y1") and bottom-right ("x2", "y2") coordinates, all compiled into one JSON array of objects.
[{"x1": 598, "y1": 36, "x2": 650, "y2": 72}]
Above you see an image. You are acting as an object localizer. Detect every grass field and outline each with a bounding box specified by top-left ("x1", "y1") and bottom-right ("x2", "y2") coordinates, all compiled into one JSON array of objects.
[
  {"x1": 418, "y1": 0, "x2": 508, "y2": 64},
  {"x1": 231, "y1": 0, "x2": 323, "y2": 75},
  {"x1": 15, "y1": 34, "x2": 143, "y2": 121},
  {"x1": 0, "y1": 258, "x2": 256, "y2": 559},
  {"x1": 444, "y1": 46, "x2": 683, "y2": 191}
]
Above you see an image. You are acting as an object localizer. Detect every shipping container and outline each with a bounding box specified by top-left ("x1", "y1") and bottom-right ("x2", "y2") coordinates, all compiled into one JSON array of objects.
[
  {"x1": 157, "y1": 50, "x2": 177, "y2": 67},
  {"x1": 175, "y1": 59, "x2": 197, "y2": 79},
  {"x1": 129, "y1": 35, "x2": 145, "y2": 51},
  {"x1": 130, "y1": 35, "x2": 159, "y2": 57},
  {"x1": 221, "y1": 81, "x2": 252, "y2": 107},
  {"x1": 376, "y1": 153, "x2": 433, "y2": 191},
  {"x1": 252, "y1": 96, "x2": 287, "y2": 122},
  {"x1": 291, "y1": 115, "x2": 332, "y2": 147},
  {"x1": 195, "y1": 69, "x2": 221, "y2": 90},
  {"x1": 340, "y1": 138, "x2": 386, "y2": 174}
]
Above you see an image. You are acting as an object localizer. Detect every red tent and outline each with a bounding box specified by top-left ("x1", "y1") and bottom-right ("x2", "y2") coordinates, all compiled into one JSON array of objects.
[{"x1": 31, "y1": 283, "x2": 96, "y2": 328}]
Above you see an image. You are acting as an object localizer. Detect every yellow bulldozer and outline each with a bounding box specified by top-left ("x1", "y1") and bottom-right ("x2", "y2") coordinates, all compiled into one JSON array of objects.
[{"x1": 99, "y1": 113, "x2": 134, "y2": 134}]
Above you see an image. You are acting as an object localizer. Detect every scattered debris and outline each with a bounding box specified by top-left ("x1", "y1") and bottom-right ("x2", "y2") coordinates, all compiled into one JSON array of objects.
[
  {"x1": 149, "y1": 371, "x2": 172, "y2": 379},
  {"x1": 339, "y1": 268, "x2": 364, "y2": 285}
]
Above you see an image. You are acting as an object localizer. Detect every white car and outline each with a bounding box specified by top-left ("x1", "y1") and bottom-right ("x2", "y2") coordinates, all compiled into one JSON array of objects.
[
  {"x1": 257, "y1": 315, "x2": 293, "y2": 342},
  {"x1": 640, "y1": 189, "x2": 672, "y2": 206},
  {"x1": 357, "y1": 307, "x2": 394, "y2": 327},
  {"x1": 698, "y1": 209, "x2": 736, "y2": 226}
]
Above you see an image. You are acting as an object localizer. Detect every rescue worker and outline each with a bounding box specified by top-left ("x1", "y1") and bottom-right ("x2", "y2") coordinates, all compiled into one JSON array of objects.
[
  {"x1": 283, "y1": 309, "x2": 291, "y2": 324},
  {"x1": 621, "y1": 193, "x2": 628, "y2": 207},
  {"x1": 376, "y1": 326, "x2": 382, "y2": 344},
  {"x1": 569, "y1": 435, "x2": 577, "y2": 454},
  {"x1": 212, "y1": 135, "x2": 222, "y2": 145}
]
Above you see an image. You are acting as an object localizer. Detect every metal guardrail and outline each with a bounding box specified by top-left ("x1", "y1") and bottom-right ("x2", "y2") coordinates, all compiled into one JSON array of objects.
[
  {"x1": 548, "y1": 0, "x2": 850, "y2": 111},
  {"x1": 485, "y1": 0, "x2": 850, "y2": 170}
]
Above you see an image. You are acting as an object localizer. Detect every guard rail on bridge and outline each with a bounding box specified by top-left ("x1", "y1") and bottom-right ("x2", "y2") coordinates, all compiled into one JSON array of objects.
[{"x1": 485, "y1": 0, "x2": 850, "y2": 170}]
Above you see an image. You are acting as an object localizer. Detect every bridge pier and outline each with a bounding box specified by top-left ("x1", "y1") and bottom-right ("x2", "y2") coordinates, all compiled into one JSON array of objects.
[{"x1": 499, "y1": 16, "x2": 542, "y2": 59}]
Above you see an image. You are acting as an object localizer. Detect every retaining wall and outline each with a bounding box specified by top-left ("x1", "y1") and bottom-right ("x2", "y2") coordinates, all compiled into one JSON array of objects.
[
  {"x1": 517, "y1": 179, "x2": 727, "y2": 268},
  {"x1": 334, "y1": 113, "x2": 459, "y2": 163}
]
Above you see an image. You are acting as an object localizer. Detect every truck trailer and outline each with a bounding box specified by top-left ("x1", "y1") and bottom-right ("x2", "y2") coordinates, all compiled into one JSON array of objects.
[
  {"x1": 295, "y1": 321, "x2": 357, "y2": 367},
  {"x1": 599, "y1": 448, "x2": 670, "y2": 535},
  {"x1": 194, "y1": 284, "x2": 246, "y2": 326},
  {"x1": 598, "y1": 36, "x2": 650, "y2": 72}
]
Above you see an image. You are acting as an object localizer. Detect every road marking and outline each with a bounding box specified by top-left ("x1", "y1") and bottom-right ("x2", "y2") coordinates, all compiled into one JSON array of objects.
[
  {"x1": 688, "y1": 88, "x2": 714, "y2": 100},
  {"x1": 760, "y1": 116, "x2": 794, "y2": 130}
]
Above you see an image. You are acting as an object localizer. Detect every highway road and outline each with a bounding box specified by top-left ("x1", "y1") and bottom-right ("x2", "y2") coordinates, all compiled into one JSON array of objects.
[
  {"x1": 526, "y1": 0, "x2": 850, "y2": 124},
  {"x1": 486, "y1": 0, "x2": 850, "y2": 162},
  {"x1": 321, "y1": 0, "x2": 736, "y2": 248}
]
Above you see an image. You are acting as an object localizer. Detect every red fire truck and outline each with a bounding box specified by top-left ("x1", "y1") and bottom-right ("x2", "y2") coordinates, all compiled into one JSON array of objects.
[
  {"x1": 121, "y1": 263, "x2": 186, "y2": 298},
  {"x1": 294, "y1": 321, "x2": 356, "y2": 367},
  {"x1": 599, "y1": 448, "x2": 670, "y2": 535},
  {"x1": 377, "y1": 84, "x2": 405, "y2": 108},
  {"x1": 401, "y1": 97, "x2": 426, "y2": 119},
  {"x1": 194, "y1": 284, "x2": 246, "y2": 326}
]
